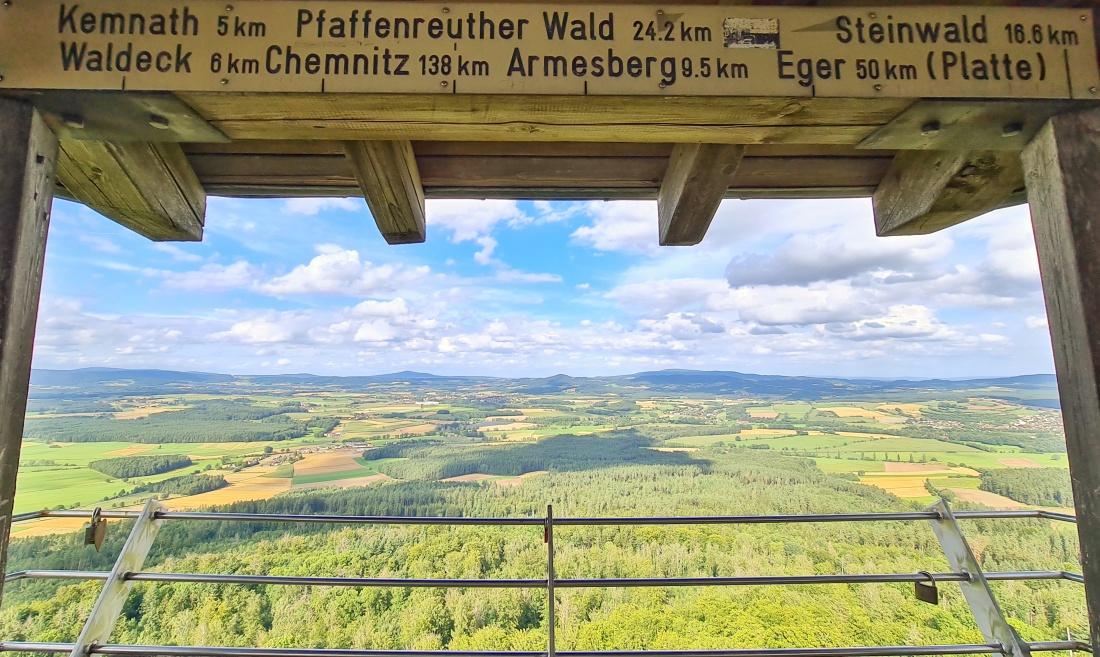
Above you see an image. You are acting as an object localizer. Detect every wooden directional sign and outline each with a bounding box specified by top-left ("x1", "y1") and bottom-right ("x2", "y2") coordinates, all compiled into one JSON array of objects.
[{"x1": 0, "y1": 2, "x2": 1097, "y2": 98}]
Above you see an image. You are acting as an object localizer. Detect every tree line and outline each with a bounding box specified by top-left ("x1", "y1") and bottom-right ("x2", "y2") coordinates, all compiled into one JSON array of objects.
[{"x1": 89, "y1": 455, "x2": 193, "y2": 478}]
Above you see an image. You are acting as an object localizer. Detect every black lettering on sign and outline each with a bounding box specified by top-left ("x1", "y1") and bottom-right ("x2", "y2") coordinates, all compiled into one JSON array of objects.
[
  {"x1": 834, "y1": 13, "x2": 987, "y2": 44},
  {"x1": 59, "y1": 4, "x2": 198, "y2": 35},
  {"x1": 59, "y1": 41, "x2": 191, "y2": 72}
]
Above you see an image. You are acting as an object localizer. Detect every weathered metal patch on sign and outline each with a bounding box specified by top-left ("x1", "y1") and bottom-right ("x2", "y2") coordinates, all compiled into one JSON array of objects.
[{"x1": 0, "y1": 2, "x2": 1096, "y2": 98}]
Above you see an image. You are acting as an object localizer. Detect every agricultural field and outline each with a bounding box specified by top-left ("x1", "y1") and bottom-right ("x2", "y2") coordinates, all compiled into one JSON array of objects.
[{"x1": 12, "y1": 375, "x2": 1074, "y2": 536}]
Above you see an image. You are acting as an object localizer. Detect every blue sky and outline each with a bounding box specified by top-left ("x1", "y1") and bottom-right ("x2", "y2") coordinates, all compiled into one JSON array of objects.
[{"x1": 33, "y1": 195, "x2": 1055, "y2": 378}]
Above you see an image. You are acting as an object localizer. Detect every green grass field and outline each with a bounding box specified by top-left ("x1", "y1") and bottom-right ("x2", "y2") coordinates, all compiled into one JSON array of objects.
[{"x1": 290, "y1": 457, "x2": 404, "y2": 485}]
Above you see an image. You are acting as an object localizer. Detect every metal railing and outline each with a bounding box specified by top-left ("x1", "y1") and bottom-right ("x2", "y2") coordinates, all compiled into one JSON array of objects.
[{"x1": 1, "y1": 499, "x2": 1089, "y2": 657}]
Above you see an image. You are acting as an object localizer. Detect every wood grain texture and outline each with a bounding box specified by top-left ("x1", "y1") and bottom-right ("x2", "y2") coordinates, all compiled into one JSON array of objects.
[
  {"x1": 658, "y1": 144, "x2": 746, "y2": 246},
  {"x1": 873, "y1": 150, "x2": 1023, "y2": 236},
  {"x1": 0, "y1": 99, "x2": 57, "y2": 607},
  {"x1": 177, "y1": 94, "x2": 908, "y2": 144},
  {"x1": 187, "y1": 153, "x2": 890, "y2": 193},
  {"x1": 343, "y1": 140, "x2": 426, "y2": 244},
  {"x1": 210, "y1": 121, "x2": 877, "y2": 145},
  {"x1": 1022, "y1": 107, "x2": 1100, "y2": 651},
  {"x1": 180, "y1": 94, "x2": 912, "y2": 125},
  {"x1": 57, "y1": 140, "x2": 205, "y2": 241}
]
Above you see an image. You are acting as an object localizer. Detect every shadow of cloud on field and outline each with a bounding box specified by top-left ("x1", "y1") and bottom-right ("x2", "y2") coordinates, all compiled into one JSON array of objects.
[{"x1": 365, "y1": 430, "x2": 709, "y2": 481}]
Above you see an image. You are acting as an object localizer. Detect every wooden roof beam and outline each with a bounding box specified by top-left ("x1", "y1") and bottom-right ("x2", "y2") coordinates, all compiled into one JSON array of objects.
[
  {"x1": 343, "y1": 140, "x2": 426, "y2": 245},
  {"x1": 872, "y1": 150, "x2": 1023, "y2": 236},
  {"x1": 57, "y1": 140, "x2": 205, "y2": 242},
  {"x1": 658, "y1": 143, "x2": 746, "y2": 246}
]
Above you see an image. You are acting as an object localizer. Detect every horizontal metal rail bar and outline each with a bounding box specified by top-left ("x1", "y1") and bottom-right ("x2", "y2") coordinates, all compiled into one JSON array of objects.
[
  {"x1": 5, "y1": 569, "x2": 1084, "y2": 587},
  {"x1": 0, "y1": 641, "x2": 1087, "y2": 657},
  {"x1": 10, "y1": 509, "x2": 1077, "y2": 527},
  {"x1": 3, "y1": 570, "x2": 109, "y2": 583},
  {"x1": 0, "y1": 643, "x2": 1007, "y2": 657}
]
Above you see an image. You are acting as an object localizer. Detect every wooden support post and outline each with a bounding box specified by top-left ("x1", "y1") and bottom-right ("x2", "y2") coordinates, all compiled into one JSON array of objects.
[
  {"x1": 658, "y1": 143, "x2": 745, "y2": 246},
  {"x1": 873, "y1": 150, "x2": 1023, "y2": 236},
  {"x1": 0, "y1": 98, "x2": 58, "y2": 606},
  {"x1": 57, "y1": 140, "x2": 205, "y2": 242},
  {"x1": 1021, "y1": 107, "x2": 1100, "y2": 650},
  {"x1": 343, "y1": 140, "x2": 426, "y2": 245}
]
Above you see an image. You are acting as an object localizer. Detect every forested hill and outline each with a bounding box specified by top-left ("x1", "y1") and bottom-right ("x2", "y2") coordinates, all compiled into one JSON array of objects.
[
  {"x1": 28, "y1": 368, "x2": 1060, "y2": 406},
  {"x1": 1, "y1": 443, "x2": 1084, "y2": 650}
]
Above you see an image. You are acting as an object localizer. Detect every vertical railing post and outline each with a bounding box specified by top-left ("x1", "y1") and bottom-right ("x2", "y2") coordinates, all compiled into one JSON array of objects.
[
  {"x1": 926, "y1": 499, "x2": 1032, "y2": 657},
  {"x1": 546, "y1": 504, "x2": 556, "y2": 657},
  {"x1": 69, "y1": 499, "x2": 167, "y2": 657}
]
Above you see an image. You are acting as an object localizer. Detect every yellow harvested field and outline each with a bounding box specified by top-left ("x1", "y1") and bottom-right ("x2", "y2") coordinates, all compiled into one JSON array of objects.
[
  {"x1": 103, "y1": 444, "x2": 157, "y2": 457},
  {"x1": 649, "y1": 447, "x2": 699, "y2": 453},
  {"x1": 876, "y1": 403, "x2": 923, "y2": 416},
  {"x1": 292, "y1": 473, "x2": 392, "y2": 490},
  {"x1": 113, "y1": 407, "x2": 185, "y2": 420},
  {"x1": 883, "y1": 462, "x2": 953, "y2": 474},
  {"x1": 748, "y1": 411, "x2": 778, "y2": 419},
  {"x1": 949, "y1": 488, "x2": 1027, "y2": 509},
  {"x1": 10, "y1": 516, "x2": 89, "y2": 538},
  {"x1": 998, "y1": 458, "x2": 1045, "y2": 468},
  {"x1": 162, "y1": 467, "x2": 291, "y2": 509},
  {"x1": 443, "y1": 473, "x2": 496, "y2": 482},
  {"x1": 294, "y1": 451, "x2": 361, "y2": 477},
  {"x1": 859, "y1": 475, "x2": 933, "y2": 499}
]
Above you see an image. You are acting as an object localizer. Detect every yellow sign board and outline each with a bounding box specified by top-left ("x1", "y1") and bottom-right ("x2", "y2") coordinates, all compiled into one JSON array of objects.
[{"x1": 0, "y1": 2, "x2": 1096, "y2": 98}]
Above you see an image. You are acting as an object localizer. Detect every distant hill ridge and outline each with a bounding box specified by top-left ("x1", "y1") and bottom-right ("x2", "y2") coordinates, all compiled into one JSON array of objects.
[{"x1": 28, "y1": 367, "x2": 1060, "y2": 407}]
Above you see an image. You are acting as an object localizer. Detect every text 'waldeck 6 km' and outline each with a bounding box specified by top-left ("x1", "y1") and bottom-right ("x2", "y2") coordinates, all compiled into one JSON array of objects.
[{"x1": 1, "y1": 1, "x2": 1097, "y2": 97}]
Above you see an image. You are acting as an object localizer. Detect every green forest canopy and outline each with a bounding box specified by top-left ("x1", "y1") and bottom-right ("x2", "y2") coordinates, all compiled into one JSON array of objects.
[
  {"x1": 2, "y1": 441, "x2": 1085, "y2": 652},
  {"x1": 89, "y1": 455, "x2": 192, "y2": 478}
]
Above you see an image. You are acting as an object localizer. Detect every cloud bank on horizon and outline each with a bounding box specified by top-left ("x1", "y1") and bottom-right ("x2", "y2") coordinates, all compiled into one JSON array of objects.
[{"x1": 36, "y1": 195, "x2": 1053, "y2": 378}]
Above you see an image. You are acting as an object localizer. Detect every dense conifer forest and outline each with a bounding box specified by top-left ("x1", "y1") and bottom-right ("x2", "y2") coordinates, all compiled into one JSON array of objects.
[
  {"x1": 89, "y1": 455, "x2": 193, "y2": 478},
  {"x1": 1, "y1": 439, "x2": 1085, "y2": 652},
  {"x1": 979, "y1": 468, "x2": 1074, "y2": 507}
]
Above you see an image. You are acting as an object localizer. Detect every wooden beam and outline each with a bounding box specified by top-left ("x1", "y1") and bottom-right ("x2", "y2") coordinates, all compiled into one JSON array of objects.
[
  {"x1": 1021, "y1": 106, "x2": 1100, "y2": 650},
  {"x1": 178, "y1": 94, "x2": 909, "y2": 145},
  {"x1": 658, "y1": 144, "x2": 746, "y2": 247},
  {"x1": 343, "y1": 140, "x2": 426, "y2": 245},
  {"x1": 873, "y1": 150, "x2": 1023, "y2": 236},
  {"x1": 0, "y1": 98, "x2": 58, "y2": 607},
  {"x1": 57, "y1": 140, "x2": 205, "y2": 242}
]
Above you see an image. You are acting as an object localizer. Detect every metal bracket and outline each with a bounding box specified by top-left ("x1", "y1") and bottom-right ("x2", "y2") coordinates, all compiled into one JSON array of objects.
[
  {"x1": 926, "y1": 499, "x2": 1031, "y2": 657},
  {"x1": 69, "y1": 498, "x2": 167, "y2": 657}
]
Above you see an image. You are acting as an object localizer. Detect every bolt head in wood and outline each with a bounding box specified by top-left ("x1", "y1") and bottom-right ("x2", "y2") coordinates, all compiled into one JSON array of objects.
[
  {"x1": 920, "y1": 121, "x2": 941, "y2": 136},
  {"x1": 61, "y1": 113, "x2": 84, "y2": 129},
  {"x1": 1002, "y1": 122, "x2": 1024, "y2": 137},
  {"x1": 149, "y1": 114, "x2": 171, "y2": 130}
]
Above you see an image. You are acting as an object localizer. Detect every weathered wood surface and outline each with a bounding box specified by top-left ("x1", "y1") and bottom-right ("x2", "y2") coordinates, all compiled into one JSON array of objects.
[
  {"x1": 1022, "y1": 106, "x2": 1100, "y2": 651},
  {"x1": 178, "y1": 94, "x2": 910, "y2": 144},
  {"x1": 186, "y1": 151, "x2": 890, "y2": 194},
  {"x1": 57, "y1": 140, "x2": 205, "y2": 242},
  {"x1": 0, "y1": 99, "x2": 58, "y2": 607},
  {"x1": 873, "y1": 150, "x2": 1024, "y2": 236},
  {"x1": 659, "y1": 144, "x2": 747, "y2": 246},
  {"x1": 343, "y1": 140, "x2": 426, "y2": 244}
]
